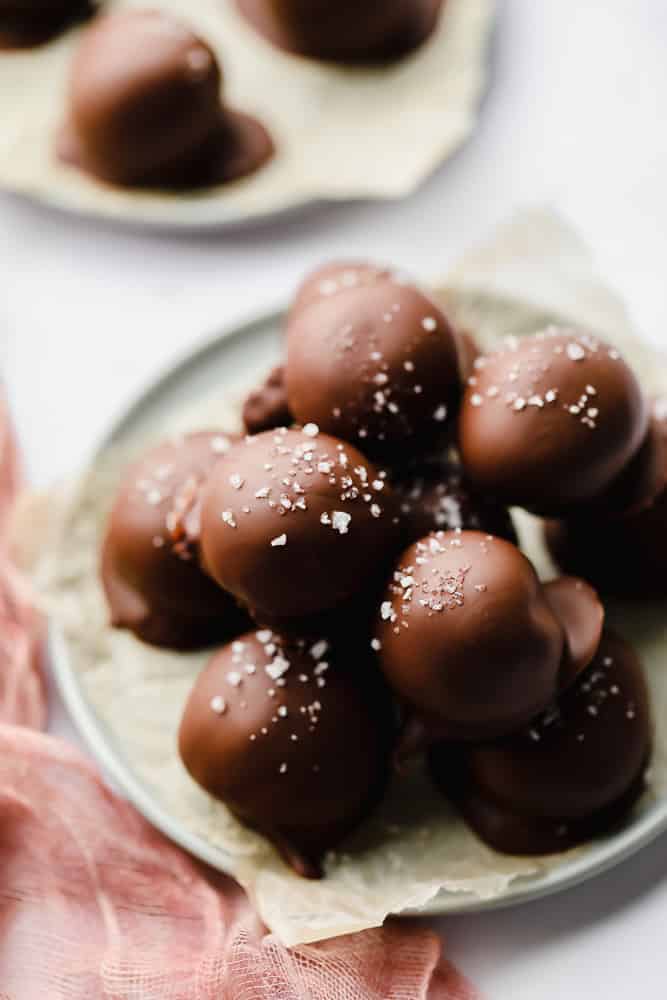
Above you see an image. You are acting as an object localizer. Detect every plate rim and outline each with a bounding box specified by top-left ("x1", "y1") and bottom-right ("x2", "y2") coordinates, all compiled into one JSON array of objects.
[{"x1": 48, "y1": 302, "x2": 667, "y2": 919}]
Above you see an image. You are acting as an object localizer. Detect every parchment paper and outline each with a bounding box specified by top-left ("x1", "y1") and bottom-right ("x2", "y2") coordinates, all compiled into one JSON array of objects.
[
  {"x1": 32, "y1": 209, "x2": 667, "y2": 945},
  {"x1": 0, "y1": 0, "x2": 494, "y2": 227}
]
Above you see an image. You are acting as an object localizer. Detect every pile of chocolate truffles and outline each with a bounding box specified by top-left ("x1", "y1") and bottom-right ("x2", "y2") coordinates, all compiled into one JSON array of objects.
[{"x1": 101, "y1": 261, "x2": 655, "y2": 878}]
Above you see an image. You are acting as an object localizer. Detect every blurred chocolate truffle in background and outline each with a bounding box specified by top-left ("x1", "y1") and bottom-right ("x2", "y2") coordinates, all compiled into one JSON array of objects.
[
  {"x1": 430, "y1": 631, "x2": 651, "y2": 854},
  {"x1": 286, "y1": 271, "x2": 461, "y2": 462},
  {"x1": 242, "y1": 365, "x2": 292, "y2": 435},
  {"x1": 199, "y1": 426, "x2": 399, "y2": 621},
  {"x1": 0, "y1": 0, "x2": 95, "y2": 49},
  {"x1": 179, "y1": 629, "x2": 395, "y2": 877},
  {"x1": 235, "y1": 0, "x2": 443, "y2": 63},
  {"x1": 57, "y1": 9, "x2": 273, "y2": 188},
  {"x1": 101, "y1": 431, "x2": 251, "y2": 650},
  {"x1": 376, "y1": 531, "x2": 603, "y2": 744},
  {"x1": 392, "y1": 450, "x2": 516, "y2": 548},
  {"x1": 459, "y1": 328, "x2": 648, "y2": 514}
]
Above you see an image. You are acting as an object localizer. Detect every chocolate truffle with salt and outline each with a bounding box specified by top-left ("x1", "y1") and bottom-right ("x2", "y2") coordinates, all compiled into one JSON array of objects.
[
  {"x1": 289, "y1": 260, "x2": 394, "y2": 319},
  {"x1": 235, "y1": 0, "x2": 442, "y2": 63},
  {"x1": 376, "y1": 531, "x2": 604, "y2": 744},
  {"x1": 58, "y1": 10, "x2": 273, "y2": 188},
  {"x1": 101, "y1": 431, "x2": 250, "y2": 650},
  {"x1": 546, "y1": 399, "x2": 667, "y2": 597},
  {"x1": 179, "y1": 630, "x2": 394, "y2": 877},
  {"x1": 199, "y1": 426, "x2": 399, "y2": 620},
  {"x1": 0, "y1": 0, "x2": 94, "y2": 49},
  {"x1": 430, "y1": 632, "x2": 651, "y2": 854},
  {"x1": 459, "y1": 328, "x2": 648, "y2": 514},
  {"x1": 286, "y1": 272, "x2": 461, "y2": 461}
]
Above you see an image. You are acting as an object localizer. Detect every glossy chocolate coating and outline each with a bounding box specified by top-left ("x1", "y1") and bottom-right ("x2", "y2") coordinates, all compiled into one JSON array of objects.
[
  {"x1": 546, "y1": 402, "x2": 667, "y2": 597},
  {"x1": 376, "y1": 531, "x2": 603, "y2": 742},
  {"x1": 242, "y1": 365, "x2": 292, "y2": 435},
  {"x1": 0, "y1": 0, "x2": 94, "y2": 49},
  {"x1": 289, "y1": 261, "x2": 395, "y2": 319},
  {"x1": 178, "y1": 630, "x2": 394, "y2": 877},
  {"x1": 58, "y1": 10, "x2": 273, "y2": 188},
  {"x1": 235, "y1": 0, "x2": 443, "y2": 63},
  {"x1": 392, "y1": 450, "x2": 516, "y2": 548},
  {"x1": 459, "y1": 328, "x2": 648, "y2": 514},
  {"x1": 286, "y1": 274, "x2": 460, "y2": 460},
  {"x1": 430, "y1": 631, "x2": 651, "y2": 854},
  {"x1": 199, "y1": 426, "x2": 399, "y2": 620},
  {"x1": 101, "y1": 431, "x2": 250, "y2": 650}
]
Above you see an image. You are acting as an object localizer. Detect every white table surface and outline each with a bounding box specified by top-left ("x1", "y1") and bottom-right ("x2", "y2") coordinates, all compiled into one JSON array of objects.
[{"x1": 3, "y1": 2, "x2": 667, "y2": 996}]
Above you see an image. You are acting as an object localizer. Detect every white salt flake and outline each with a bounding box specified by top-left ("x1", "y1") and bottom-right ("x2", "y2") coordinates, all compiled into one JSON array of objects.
[
  {"x1": 332, "y1": 511, "x2": 351, "y2": 534},
  {"x1": 271, "y1": 533, "x2": 287, "y2": 547},
  {"x1": 566, "y1": 343, "x2": 586, "y2": 361},
  {"x1": 266, "y1": 655, "x2": 290, "y2": 680}
]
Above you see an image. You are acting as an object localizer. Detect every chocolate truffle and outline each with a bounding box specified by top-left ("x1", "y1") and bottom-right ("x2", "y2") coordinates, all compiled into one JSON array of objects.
[
  {"x1": 58, "y1": 10, "x2": 273, "y2": 188},
  {"x1": 178, "y1": 629, "x2": 394, "y2": 877},
  {"x1": 376, "y1": 531, "x2": 604, "y2": 743},
  {"x1": 286, "y1": 273, "x2": 461, "y2": 460},
  {"x1": 458, "y1": 328, "x2": 648, "y2": 514},
  {"x1": 392, "y1": 450, "x2": 516, "y2": 548},
  {"x1": 545, "y1": 399, "x2": 667, "y2": 597},
  {"x1": 242, "y1": 365, "x2": 292, "y2": 435},
  {"x1": 199, "y1": 426, "x2": 399, "y2": 620},
  {"x1": 0, "y1": 0, "x2": 94, "y2": 49},
  {"x1": 235, "y1": 0, "x2": 443, "y2": 63},
  {"x1": 289, "y1": 261, "x2": 394, "y2": 319},
  {"x1": 101, "y1": 431, "x2": 250, "y2": 650},
  {"x1": 430, "y1": 632, "x2": 651, "y2": 854}
]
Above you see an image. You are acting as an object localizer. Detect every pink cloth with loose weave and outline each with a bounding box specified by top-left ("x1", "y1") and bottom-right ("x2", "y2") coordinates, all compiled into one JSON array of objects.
[{"x1": 0, "y1": 396, "x2": 478, "y2": 1000}]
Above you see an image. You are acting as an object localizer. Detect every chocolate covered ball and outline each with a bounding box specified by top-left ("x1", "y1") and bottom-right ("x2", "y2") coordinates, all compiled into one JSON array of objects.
[
  {"x1": 0, "y1": 0, "x2": 94, "y2": 49},
  {"x1": 546, "y1": 399, "x2": 667, "y2": 597},
  {"x1": 199, "y1": 426, "x2": 399, "y2": 620},
  {"x1": 236, "y1": 0, "x2": 442, "y2": 63},
  {"x1": 178, "y1": 629, "x2": 394, "y2": 877},
  {"x1": 289, "y1": 261, "x2": 394, "y2": 319},
  {"x1": 57, "y1": 10, "x2": 273, "y2": 188},
  {"x1": 242, "y1": 365, "x2": 292, "y2": 435},
  {"x1": 459, "y1": 328, "x2": 648, "y2": 514},
  {"x1": 430, "y1": 632, "x2": 651, "y2": 854},
  {"x1": 392, "y1": 450, "x2": 516, "y2": 548},
  {"x1": 286, "y1": 273, "x2": 461, "y2": 460},
  {"x1": 101, "y1": 431, "x2": 250, "y2": 650},
  {"x1": 376, "y1": 531, "x2": 603, "y2": 743}
]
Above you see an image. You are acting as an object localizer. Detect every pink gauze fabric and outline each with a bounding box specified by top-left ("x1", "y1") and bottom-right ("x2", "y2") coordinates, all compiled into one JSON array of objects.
[{"x1": 0, "y1": 396, "x2": 478, "y2": 1000}]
